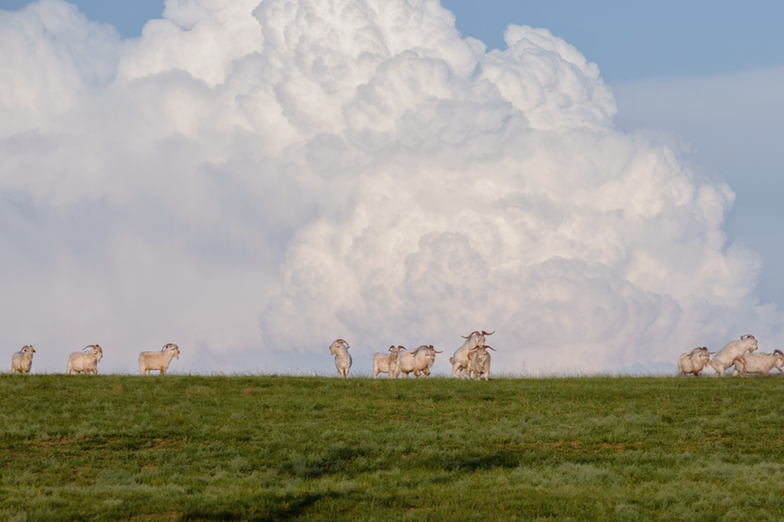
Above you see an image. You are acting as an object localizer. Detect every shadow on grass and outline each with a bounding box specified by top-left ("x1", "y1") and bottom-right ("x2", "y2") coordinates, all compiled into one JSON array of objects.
[
  {"x1": 277, "y1": 445, "x2": 525, "y2": 479},
  {"x1": 432, "y1": 448, "x2": 523, "y2": 471},
  {"x1": 180, "y1": 491, "x2": 338, "y2": 521}
]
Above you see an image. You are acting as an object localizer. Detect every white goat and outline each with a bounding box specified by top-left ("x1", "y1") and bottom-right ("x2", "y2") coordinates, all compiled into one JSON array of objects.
[
  {"x1": 139, "y1": 343, "x2": 180, "y2": 376},
  {"x1": 731, "y1": 350, "x2": 784, "y2": 377},
  {"x1": 329, "y1": 339, "x2": 352, "y2": 378},
  {"x1": 11, "y1": 345, "x2": 36, "y2": 374},
  {"x1": 468, "y1": 344, "x2": 496, "y2": 380},
  {"x1": 393, "y1": 345, "x2": 442, "y2": 379},
  {"x1": 709, "y1": 334, "x2": 758, "y2": 376},
  {"x1": 450, "y1": 330, "x2": 494, "y2": 378},
  {"x1": 373, "y1": 345, "x2": 405, "y2": 379},
  {"x1": 66, "y1": 345, "x2": 104, "y2": 375},
  {"x1": 678, "y1": 347, "x2": 713, "y2": 377}
]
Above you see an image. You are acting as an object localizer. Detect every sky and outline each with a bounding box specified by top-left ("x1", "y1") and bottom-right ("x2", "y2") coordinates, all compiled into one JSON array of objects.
[{"x1": 1, "y1": 0, "x2": 782, "y2": 375}]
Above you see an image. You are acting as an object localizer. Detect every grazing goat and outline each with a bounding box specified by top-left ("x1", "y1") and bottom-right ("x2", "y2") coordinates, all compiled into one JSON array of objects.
[
  {"x1": 373, "y1": 345, "x2": 405, "y2": 378},
  {"x1": 678, "y1": 347, "x2": 713, "y2": 377},
  {"x1": 11, "y1": 345, "x2": 36, "y2": 374},
  {"x1": 710, "y1": 334, "x2": 758, "y2": 376},
  {"x1": 731, "y1": 350, "x2": 784, "y2": 377},
  {"x1": 450, "y1": 330, "x2": 494, "y2": 378},
  {"x1": 66, "y1": 345, "x2": 103, "y2": 374},
  {"x1": 329, "y1": 339, "x2": 352, "y2": 378},
  {"x1": 393, "y1": 345, "x2": 442, "y2": 379},
  {"x1": 468, "y1": 345, "x2": 496, "y2": 380},
  {"x1": 139, "y1": 343, "x2": 180, "y2": 376}
]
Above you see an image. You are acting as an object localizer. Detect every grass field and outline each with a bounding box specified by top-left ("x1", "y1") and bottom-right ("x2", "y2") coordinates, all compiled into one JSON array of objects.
[{"x1": 2, "y1": 374, "x2": 784, "y2": 521}]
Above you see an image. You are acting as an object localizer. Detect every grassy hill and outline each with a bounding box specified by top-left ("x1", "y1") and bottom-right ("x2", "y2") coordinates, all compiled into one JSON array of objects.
[{"x1": 2, "y1": 374, "x2": 783, "y2": 521}]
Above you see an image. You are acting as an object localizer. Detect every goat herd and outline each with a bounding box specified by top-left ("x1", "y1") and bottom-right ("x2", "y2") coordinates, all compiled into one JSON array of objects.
[
  {"x1": 10, "y1": 343, "x2": 181, "y2": 376},
  {"x1": 330, "y1": 330, "x2": 497, "y2": 380},
  {"x1": 334, "y1": 332, "x2": 783, "y2": 379},
  {"x1": 678, "y1": 334, "x2": 784, "y2": 377},
  {"x1": 7, "y1": 332, "x2": 783, "y2": 378}
]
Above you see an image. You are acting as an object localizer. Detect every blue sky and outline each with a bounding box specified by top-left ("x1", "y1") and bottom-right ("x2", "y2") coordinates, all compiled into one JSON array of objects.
[{"x1": 1, "y1": 0, "x2": 782, "y2": 373}]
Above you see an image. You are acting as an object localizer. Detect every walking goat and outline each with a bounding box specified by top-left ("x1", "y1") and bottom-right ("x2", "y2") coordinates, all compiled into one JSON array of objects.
[
  {"x1": 66, "y1": 345, "x2": 103, "y2": 374},
  {"x1": 139, "y1": 343, "x2": 180, "y2": 376}
]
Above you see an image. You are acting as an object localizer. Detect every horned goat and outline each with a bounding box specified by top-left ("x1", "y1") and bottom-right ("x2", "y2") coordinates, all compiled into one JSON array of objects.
[
  {"x1": 11, "y1": 345, "x2": 35, "y2": 374},
  {"x1": 66, "y1": 345, "x2": 103, "y2": 375},
  {"x1": 373, "y1": 345, "x2": 405, "y2": 378},
  {"x1": 329, "y1": 339, "x2": 352, "y2": 378},
  {"x1": 678, "y1": 347, "x2": 713, "y2": 377},
  {"x1": 139, "y1": 343, "x2": 180, "y2": 376},
  {"x1": 468, "y1": 344, "x2": 496, "y2": 380},
  {"x1": 731, "y1": 350, "x2": 784, "y2": 377},
  {"x1": 393, "y1": 345, "x2": 442, "y2": 379},
  {"x1": 709, "y1": 334, "x2": 758, "y2": 376},
  {"x1": 450, "y1": 330, "x2": 494, "y2": 378}
]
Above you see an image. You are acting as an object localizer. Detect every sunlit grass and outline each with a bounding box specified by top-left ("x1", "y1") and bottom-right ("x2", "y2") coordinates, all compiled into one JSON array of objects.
[{"x1": 1, "y1": 374, "x2": 783, "y2": 520}]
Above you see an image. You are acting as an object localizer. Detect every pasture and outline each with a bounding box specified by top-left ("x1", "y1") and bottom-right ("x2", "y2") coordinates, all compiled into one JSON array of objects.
[{"x1": 1, "y1": 374, "x2": 783, "y2": 521}]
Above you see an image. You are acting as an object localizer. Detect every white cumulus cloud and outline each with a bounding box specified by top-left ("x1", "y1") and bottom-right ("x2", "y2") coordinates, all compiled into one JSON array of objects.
[{"x1": 0, "y1": 0, "x2": 777, "y2": 374}]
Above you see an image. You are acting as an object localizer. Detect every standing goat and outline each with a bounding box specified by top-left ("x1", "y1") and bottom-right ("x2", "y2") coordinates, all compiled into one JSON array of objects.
[
  {"x1": 66, "y1": 345, "x2": 103, "y2": 374},
  {"x1": 710, "y1": 334, "x2": 758, "y2": 376},
  {"x1": 329, "y1": 339, "x2": 352, "y2": 378},
  {"x1": 678, "y1": 347, "x2": 713, "y2": 377},
  {"x1": 393, "y1": 345, "x2": 441, "y2": 378},
  {"x1": 139, "y1": 343, "x2": 180, "y2": 376},
  {"x1": 11, "y1": 345, "x2": 36, "y2": 374},
  {"x1": 450, "y1": 330, "x2": 494, "y2": 378},
  {"x1": 468, "y1": 344, "x2": 496, "y2": 380},
  {"x1": 731, "y1": 350, "x2": 784, "y2": 377},
  {"x1": 373, "y1": 345, "x2": 405, "y2": 378}
]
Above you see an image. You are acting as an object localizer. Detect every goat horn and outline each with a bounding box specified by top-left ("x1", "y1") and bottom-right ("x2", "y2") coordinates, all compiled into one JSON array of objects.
[
  {"x1": 483, "y1": 345, "x2": 497, "y2": 351},
  {"x1": 741, "y1": 334, "x2": 755, "y2": 340},
  {"x1": 482, "y1": 330, "x2": 495, "y2": 336},
  {"x1": 461, "y1": 331, "x2": 481, "y2": 339},
  {"x1": 686, "y1": 347, "x2": 702, "y2": 356},
  {"x1": 388, "y1": 345, "x2": 395, "y2": 352},
  {"x1": 775, "y1": 350, "x2": 784, "y2": 357}
]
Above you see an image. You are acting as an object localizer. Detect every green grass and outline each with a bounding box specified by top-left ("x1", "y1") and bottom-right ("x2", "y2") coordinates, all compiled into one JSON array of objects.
[{"x1": 2, "y1": 374, "x2": 784, "y2": 521}]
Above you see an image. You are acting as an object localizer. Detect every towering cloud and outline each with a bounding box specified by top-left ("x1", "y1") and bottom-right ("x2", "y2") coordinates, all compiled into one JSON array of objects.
[{"x1": 0, "y1": 0, "x2": 776, "y2": 373}]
